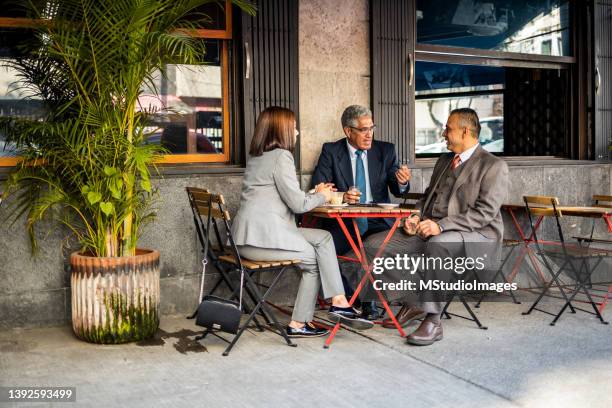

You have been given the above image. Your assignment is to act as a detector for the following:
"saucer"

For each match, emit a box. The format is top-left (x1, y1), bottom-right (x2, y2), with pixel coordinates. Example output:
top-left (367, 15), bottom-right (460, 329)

top-left (377, 203), bottom-right (399, 209)
top-left (325, 203), bottom-right (349, 208)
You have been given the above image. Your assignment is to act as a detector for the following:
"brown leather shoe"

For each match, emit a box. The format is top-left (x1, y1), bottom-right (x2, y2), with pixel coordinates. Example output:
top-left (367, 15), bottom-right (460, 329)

top-left (382, 305), bottom-right (426, 329)
top-left (406, 319), bottom-right (443, 346)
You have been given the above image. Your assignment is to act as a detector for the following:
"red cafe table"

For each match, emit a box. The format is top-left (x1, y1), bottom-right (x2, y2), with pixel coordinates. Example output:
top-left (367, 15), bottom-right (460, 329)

top-left (309, 204), bottom-right (419, 348)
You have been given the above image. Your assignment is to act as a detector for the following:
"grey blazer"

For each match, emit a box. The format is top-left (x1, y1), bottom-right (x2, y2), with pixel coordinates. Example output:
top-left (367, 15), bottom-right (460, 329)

top-left (231, 149), bottom-right (326, 252)
top-left (421, 145), bottom-right (509, 242)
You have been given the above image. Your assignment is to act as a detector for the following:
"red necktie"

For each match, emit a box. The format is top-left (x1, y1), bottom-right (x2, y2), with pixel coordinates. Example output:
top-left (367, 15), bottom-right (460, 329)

top-left (451, 154), bottom-right (461, 170)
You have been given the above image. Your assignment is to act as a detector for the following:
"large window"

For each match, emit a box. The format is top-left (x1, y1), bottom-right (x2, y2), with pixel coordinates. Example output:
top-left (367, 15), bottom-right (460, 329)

top-left (371, 0), bottom-right (581, 162)
top-left (0, 0), bottom-right (234, 167)
top-left (414, 0), bottom-right (574, 159)
top-left (140, 39), bottom-right (231, 164)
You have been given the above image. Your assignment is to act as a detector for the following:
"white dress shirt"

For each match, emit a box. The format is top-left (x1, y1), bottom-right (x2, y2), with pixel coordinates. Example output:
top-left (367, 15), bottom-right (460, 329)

top-left (455, 143), bottom-right (479, 167)
top-left (347, 141), bottom-right (373, 203)
top-left (346, 140), bottom-right (407, 203)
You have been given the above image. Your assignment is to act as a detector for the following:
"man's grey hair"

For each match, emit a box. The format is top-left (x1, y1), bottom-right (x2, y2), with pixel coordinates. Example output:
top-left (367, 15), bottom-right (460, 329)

top-left (450, 108), bottom-right (481, 137)
top-left (341, 105), bottom-right (372, 128)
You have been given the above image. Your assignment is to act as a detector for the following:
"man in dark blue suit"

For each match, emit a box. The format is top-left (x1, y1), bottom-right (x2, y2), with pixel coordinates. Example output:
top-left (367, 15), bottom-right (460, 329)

top-left (311, 105), bottom-right (411, 319)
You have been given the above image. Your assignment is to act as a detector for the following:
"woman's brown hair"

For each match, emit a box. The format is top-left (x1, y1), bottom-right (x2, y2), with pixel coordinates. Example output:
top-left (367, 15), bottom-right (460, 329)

top-left (249, 106), bottom-right (296, 156)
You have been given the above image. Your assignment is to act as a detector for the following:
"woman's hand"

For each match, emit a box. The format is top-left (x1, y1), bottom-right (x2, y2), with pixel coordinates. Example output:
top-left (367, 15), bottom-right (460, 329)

top-left (314, 182), bottom-right (335, 202)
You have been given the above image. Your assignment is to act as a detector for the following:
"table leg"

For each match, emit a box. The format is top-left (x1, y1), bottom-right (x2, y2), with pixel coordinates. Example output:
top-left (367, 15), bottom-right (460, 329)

top-left (324, 217), bottom-right (361, 349)
top-left (507, 210), bottom-right (548, 284)
top-left (604, 215), bottom-right (612, 233)
top-left (324, 215), bottom-right (407, 348)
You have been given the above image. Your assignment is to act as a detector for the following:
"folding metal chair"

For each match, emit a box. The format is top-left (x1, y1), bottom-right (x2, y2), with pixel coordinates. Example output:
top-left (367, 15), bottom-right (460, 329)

top-left (187, 187), bottom-right (267, 331)
top-left (186, 187), bottom-right (300, 355)
top-left (521, 195), bottom-right (611, 325)
top-left (573, 195), bottom-right (612, 246)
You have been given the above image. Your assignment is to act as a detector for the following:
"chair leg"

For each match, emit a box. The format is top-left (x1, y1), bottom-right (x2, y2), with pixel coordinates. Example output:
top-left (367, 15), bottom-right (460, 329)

top-left (244, 267), bottom-right (297, 346)
top-left (474, 268), bottom-right (502, 308)
top-left (500, 268), bottom-right (521, 304)
top-left (222, 267), bottom-right (296, 356)
top-left (551, 282), bottom-right (584, 326)
top-left (195, 329), bottom-right (210, 341)
top-left (459, 295), bottom-right (488, 330)
top-left (577, 258), bottom-right (608, 325)
top-left (441, 292), bottom-right (455, 319)
top-left (523, 259), bottom-right (574, 315)
top-left (583, 286), bottom-right (609, 324)
top-left (476, 246), bottom-right (521, 307)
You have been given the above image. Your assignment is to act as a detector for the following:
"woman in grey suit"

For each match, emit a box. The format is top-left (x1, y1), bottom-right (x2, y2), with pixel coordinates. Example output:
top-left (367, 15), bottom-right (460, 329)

top-left (231, 107), bottom-right (373, 337)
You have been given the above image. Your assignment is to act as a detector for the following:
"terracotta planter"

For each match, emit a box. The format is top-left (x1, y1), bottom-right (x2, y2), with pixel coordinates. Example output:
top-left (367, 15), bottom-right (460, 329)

top-left (70, 249), bottom-right (160, 344)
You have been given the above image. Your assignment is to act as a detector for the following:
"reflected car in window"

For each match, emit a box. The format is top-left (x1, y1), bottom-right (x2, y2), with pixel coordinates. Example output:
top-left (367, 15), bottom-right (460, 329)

top-left (415, 116), bottom-right (504, 155)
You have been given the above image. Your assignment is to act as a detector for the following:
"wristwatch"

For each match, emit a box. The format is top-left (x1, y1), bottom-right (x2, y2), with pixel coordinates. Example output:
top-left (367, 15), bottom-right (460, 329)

top-left (437, 222), bottom-right (444, 232)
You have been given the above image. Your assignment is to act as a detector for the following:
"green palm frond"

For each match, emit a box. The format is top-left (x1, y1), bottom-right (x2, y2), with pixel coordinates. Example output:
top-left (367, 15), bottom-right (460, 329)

top-left (2, 0), bottom-right (256, 257)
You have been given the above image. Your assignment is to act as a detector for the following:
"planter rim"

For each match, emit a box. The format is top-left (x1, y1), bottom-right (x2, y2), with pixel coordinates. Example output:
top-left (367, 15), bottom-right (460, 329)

top-left (70, 248), bottom-right (159, 264)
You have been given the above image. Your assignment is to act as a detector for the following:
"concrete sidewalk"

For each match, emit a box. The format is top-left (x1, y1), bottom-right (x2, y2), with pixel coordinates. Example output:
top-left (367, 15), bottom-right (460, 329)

top-left (1, 300), bottom-right (611, 408)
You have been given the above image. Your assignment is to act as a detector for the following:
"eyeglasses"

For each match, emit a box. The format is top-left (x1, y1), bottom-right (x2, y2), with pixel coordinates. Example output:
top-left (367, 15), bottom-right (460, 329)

top-left (349, 125), bottom-right (377, 135)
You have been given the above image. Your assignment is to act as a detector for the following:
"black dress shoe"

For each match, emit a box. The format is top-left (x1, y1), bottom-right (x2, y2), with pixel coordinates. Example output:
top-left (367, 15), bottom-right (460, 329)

top-left (286, 322), bottom-right (329, 338)
top-left (361, 301), bottom-right (381, 321)
top-left (327, 306), bottom-right (374, 330)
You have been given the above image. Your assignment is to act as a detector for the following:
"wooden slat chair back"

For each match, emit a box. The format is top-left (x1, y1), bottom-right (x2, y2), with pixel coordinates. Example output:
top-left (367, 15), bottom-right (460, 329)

top-left (523, 195), bottom-right (567, 247)
top-left (574, 195), bottom-right (612, 245)
top-left (593, 195), bottom-right (612, 208)
top-left (186, 186), bottom-right (300, 355)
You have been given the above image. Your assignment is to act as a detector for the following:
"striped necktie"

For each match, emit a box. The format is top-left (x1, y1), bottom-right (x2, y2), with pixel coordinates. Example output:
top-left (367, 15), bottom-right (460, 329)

top-left (451, 154), bottom-right (461, 170)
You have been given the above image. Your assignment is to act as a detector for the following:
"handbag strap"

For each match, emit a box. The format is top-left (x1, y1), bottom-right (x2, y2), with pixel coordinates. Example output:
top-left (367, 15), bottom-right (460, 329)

top-left (197, 194), bottom-right (244, 310)
top-left (199, 259), bottom-right (245, 310)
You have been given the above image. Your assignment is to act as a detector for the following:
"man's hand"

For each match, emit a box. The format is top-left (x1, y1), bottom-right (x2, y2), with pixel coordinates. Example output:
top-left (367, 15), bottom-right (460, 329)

top-left (344, 190), bottom-right (361, 203)
top-left (395, 165), bottom-right (411, 185)
top-left (416, 219), bottom-right (441, 239)
top-left (403, 215), bottom-right (420, 235)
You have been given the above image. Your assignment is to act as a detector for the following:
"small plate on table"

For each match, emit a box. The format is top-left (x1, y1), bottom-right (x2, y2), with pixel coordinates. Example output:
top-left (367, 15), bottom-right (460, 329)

top-left (324, 203), bottom-right (349, 208)
top-left (377, 203), bottom-right (399, 209)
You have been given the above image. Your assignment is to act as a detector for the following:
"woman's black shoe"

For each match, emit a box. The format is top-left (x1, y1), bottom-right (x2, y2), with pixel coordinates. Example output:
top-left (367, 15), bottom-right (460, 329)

top-left (286, 322), bottom-right (329, 337)
top-left (327, 306), bottom-right (374, 330)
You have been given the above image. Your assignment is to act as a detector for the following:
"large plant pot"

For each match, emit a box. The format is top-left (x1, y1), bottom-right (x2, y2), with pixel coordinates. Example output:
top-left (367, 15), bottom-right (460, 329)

top-left (70, 249), bottom-right (160, 344)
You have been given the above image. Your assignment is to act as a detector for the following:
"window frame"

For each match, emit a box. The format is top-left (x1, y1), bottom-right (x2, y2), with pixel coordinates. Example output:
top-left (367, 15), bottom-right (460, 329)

top-left (0, 0), bottom-right (234, 167)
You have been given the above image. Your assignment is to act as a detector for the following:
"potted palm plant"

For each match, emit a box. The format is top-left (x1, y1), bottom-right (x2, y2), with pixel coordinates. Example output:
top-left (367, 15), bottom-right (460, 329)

top-left (1, 0), bottom-right (254, 343)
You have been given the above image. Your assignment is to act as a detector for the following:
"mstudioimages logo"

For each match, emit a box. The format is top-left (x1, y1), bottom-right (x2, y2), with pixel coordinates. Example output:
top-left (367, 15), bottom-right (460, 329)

top-left (371, 279), bottom-right (517, 293)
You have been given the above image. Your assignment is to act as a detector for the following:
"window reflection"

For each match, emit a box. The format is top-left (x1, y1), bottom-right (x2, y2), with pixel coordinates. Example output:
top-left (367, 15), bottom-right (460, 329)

top-left (139, 40), bottom-right (224, 155)
top-left (417, 0), bottom-right (571, 56)
top-left (0, 29), bottom-right (45, 157)
top-left (415, 61), bottom-right (569, 157)
top-left (415, 62), bottom-right (505, 155)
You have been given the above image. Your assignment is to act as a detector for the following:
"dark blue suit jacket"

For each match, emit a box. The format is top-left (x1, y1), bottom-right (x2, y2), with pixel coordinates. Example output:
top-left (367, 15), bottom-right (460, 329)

top-left (311, 138), bottom-right (408, 204)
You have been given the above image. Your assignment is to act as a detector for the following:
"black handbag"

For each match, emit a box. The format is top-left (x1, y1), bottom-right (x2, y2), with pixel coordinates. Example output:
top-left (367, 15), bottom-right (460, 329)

top-left (195, 294), bottom-right (242, 334)
top-left (193, 197), bottom-right (244, 335)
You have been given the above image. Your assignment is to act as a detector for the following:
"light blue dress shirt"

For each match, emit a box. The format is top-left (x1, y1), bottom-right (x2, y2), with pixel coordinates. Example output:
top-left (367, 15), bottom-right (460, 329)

top-left (346, 140), bottom-right (407, 203)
